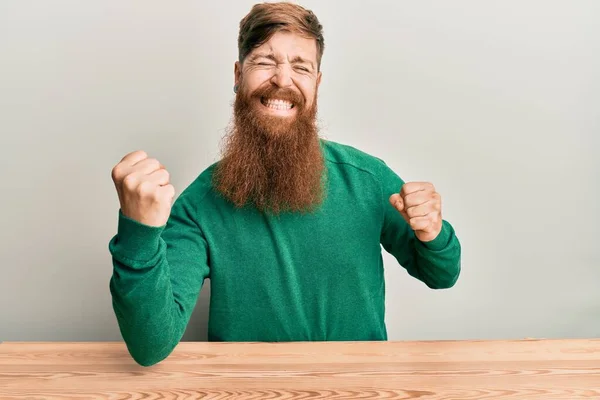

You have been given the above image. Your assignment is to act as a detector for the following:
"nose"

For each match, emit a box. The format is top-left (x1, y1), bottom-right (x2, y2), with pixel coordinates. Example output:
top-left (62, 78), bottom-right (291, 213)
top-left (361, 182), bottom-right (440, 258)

top-left (270, 64), bottom-right (293, 88)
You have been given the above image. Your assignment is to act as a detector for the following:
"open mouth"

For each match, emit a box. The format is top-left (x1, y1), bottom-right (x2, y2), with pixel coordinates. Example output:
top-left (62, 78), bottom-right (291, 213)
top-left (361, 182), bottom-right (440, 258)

top-left (260, 97), bottom-right (295, 111)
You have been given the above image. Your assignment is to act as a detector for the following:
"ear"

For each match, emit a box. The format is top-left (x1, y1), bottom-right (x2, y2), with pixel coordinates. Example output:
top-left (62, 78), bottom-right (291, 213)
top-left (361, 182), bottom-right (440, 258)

top-left (316, 71), bottom-right (322, 88)
top-left (234, 61), bottom-right (242, 87)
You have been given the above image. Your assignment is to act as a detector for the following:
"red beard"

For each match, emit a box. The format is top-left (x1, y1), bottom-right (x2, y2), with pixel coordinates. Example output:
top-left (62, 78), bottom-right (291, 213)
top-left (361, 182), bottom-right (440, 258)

top-left (213, 83), bottom-right (325, 214)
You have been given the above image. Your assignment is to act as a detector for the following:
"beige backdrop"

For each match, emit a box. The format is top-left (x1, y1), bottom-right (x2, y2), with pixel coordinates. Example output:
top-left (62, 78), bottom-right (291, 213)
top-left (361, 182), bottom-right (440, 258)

top-left (1, 0), bottom-right (598, 341)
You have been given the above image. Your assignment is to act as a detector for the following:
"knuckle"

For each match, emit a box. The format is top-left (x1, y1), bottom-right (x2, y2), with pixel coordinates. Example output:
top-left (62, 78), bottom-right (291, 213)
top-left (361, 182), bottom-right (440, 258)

top-left (122, 174), bottom-right (136, 189)
top-left (400, 184), bottom-right (409, 196)
top-left (402, 193), bottom-right (411, 205)
top-left (405, 195), bottom-right (419, 210)
top-left (137, 150), bottom-right (148, 159)
top-left (111, 165), bottom-right (122, 181)
top-left (136, 180), bottom-right (155, 196)
top-left (128, 150), bottom-right (147, 161)
top-left (410, 218), bottom-right (420, 229)
top-left (146, 158), bottom-right (160, 170)
top-left (121, 150), bottom-right (142, 161)
top-left (151, 158), bottom-right (161, 167)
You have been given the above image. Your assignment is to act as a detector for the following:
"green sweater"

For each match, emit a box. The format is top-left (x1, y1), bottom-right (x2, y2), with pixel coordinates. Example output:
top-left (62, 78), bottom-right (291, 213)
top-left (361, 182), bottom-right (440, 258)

top-left (109, 140), bottom-right (461, 366)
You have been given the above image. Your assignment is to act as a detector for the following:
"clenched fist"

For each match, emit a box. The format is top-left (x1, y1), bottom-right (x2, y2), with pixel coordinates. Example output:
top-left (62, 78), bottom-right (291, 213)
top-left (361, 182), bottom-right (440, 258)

top-left (389, 182), bottom-right (442, 243)
top-left (111, 150), bottom-right (175, 227)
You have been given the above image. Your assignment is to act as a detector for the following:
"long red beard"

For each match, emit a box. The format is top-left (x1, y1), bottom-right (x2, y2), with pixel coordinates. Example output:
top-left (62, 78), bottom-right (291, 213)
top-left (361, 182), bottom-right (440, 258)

top-left (212, 84), bottom-right (325, 214)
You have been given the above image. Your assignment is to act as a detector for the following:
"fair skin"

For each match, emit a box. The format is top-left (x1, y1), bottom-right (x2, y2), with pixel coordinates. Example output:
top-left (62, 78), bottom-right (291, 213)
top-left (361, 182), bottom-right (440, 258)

top-left (232, 30), bottom-right (443, 242)
top-left (390, 183), bottom-right (443, 243)
top-left (234, 30), bottom-right (322, 118)
top-left (109, 32), bottom-right (443, 239)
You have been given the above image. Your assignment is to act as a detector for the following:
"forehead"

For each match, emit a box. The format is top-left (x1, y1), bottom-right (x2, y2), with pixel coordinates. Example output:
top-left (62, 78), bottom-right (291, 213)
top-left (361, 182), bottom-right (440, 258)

top-left (251, 31), bottom-right (318, 61)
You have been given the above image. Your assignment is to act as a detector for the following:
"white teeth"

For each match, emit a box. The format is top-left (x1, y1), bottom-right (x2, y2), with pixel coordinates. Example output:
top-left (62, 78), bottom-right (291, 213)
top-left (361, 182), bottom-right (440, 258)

top-left (264, 98), bottom-right (293, 110)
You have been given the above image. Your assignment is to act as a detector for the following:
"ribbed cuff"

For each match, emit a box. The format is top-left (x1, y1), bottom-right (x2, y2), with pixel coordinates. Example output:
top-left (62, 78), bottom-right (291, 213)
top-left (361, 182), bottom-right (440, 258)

top-left (419, 220), bottom-right (453, 251)
top-left (111, 210), bottom-right (165, 262)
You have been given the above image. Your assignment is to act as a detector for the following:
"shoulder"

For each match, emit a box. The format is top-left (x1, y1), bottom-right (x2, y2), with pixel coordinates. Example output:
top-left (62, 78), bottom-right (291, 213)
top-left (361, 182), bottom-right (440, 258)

top-left (173, 162), bottom-right (219, 210)
top-left (322, 139), bottom-right (406, 192)
top-left (322, 139), bottom-right (392, 177)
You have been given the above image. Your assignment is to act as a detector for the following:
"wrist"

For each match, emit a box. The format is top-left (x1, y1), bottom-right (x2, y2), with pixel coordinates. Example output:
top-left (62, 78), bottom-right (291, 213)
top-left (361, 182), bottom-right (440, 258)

top-left (418, 221), bottom-right (450, 251)
top-left (110, 209), bottom-right (165, 262)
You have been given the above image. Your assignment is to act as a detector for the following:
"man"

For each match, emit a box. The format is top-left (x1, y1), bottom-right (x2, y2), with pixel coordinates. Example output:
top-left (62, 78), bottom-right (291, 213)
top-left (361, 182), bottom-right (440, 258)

top-left (109, 2), bottom-right (461, 367)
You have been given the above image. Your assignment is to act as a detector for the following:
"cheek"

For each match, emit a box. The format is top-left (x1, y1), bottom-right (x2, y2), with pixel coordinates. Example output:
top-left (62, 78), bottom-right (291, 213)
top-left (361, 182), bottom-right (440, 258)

top-left (243, 70), bottom-right (273, 91)
top-left (301, 85), bottom-right (317, 105)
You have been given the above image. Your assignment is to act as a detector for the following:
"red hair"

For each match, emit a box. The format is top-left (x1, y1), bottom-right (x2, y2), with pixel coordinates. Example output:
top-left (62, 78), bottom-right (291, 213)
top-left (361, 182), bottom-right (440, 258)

top-left (238, 2), bottom-right (325, 70)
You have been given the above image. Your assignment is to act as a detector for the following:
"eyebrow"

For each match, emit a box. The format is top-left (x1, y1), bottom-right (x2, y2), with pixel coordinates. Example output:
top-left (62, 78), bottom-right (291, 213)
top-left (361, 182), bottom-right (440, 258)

top-left (250, 53), bottom-right (278, 63)
top-left (290, 56), bottom-right (314, 70)
top-left (250, 52), bottom-right (315, 70)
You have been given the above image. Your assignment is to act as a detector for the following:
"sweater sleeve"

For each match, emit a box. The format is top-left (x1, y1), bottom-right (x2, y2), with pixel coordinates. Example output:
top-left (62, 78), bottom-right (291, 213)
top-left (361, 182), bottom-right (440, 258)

top-left (377, 161), bottom-right (461, 289)
top-left (108, 193), bottom-right (209, 366)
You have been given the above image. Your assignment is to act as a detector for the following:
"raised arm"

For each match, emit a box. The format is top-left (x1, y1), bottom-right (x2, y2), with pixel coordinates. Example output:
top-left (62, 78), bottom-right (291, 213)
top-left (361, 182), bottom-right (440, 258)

top-left (378, 162), bottom-right (461, 289)
top-left (108, 151), bottom-right (209, 366)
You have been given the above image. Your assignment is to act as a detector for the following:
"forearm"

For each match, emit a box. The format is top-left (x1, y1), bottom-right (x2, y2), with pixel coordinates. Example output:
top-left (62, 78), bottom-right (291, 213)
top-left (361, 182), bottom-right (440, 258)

top-left (411, 220), bottom-right (461, 289)
top-left (377, 161), bottom-right (462, 289)
top-left (109, 252), bottom-right (187, 367)
top-left (108, 211), bottom-right (202, 366)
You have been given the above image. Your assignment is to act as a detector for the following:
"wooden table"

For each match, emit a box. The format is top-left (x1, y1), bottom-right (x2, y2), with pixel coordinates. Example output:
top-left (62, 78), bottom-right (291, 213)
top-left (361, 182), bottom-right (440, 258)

top-left (1, 339), bottom-right (599, 399)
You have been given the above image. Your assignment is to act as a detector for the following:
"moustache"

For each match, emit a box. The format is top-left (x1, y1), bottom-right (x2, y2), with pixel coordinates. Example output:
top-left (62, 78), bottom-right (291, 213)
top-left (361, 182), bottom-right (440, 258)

top-left (249, 85), bottom-right (306, 111)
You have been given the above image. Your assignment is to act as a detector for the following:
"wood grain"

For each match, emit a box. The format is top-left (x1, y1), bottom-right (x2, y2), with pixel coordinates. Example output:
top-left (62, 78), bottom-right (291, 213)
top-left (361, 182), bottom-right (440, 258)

top-left (1, 339), bottom-right (599, 399)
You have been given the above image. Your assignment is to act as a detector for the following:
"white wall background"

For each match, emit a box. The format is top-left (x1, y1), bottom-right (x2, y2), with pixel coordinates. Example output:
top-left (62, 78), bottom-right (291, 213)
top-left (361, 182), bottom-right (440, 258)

top-left (1, 0), bottom-right (598, 342)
